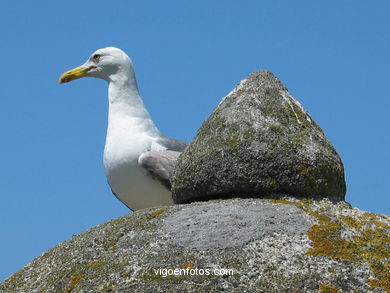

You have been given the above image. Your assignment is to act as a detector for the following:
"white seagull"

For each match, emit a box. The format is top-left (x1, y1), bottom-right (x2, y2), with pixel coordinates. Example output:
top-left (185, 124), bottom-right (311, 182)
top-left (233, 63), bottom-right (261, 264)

top-left (59, 47), bottom-right (188, 211)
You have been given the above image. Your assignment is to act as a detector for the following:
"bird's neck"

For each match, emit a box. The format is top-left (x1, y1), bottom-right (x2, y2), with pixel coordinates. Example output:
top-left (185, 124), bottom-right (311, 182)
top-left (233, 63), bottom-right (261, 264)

top-left (106, 71), bottom-right (160, 139)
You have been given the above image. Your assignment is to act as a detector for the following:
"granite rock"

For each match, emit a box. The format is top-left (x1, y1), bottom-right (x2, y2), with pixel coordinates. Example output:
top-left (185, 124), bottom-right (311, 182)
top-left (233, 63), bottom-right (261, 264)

top-left (172, 71), bottom-right (346, 203)
top-left (1, 198), bottom-right (388, 293)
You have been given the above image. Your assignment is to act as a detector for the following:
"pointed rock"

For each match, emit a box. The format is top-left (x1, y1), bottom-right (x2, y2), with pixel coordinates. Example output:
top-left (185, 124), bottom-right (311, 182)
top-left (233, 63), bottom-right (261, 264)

top-left (172, 70), bottom-right (346, 203)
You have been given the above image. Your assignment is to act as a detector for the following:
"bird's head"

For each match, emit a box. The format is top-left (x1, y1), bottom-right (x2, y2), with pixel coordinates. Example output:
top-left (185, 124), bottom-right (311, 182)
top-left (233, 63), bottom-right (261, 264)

top-left (59, 47), bottom-right (133, 83)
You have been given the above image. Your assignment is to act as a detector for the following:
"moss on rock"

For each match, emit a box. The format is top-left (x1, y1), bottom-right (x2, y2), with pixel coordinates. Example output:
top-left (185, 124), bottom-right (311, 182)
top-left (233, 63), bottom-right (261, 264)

top-left (172, 70), bottom-right (346, 204)
top-left (273, 198), bottom-right (390, 292)
top-left (1, 198), bottom-right (388, 293)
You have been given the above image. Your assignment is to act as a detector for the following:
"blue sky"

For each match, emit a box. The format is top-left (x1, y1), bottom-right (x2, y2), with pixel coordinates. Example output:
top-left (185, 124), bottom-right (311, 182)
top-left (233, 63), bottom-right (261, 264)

top-left (0, 0), bottom-right (389, 282)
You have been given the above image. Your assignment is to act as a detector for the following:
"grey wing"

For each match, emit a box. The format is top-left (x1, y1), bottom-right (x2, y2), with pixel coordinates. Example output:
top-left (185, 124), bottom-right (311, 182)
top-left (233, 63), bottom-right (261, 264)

top-left (156, 136), bottom-right (188, 152)
top-left (138, 150), bottom-right (183, 190)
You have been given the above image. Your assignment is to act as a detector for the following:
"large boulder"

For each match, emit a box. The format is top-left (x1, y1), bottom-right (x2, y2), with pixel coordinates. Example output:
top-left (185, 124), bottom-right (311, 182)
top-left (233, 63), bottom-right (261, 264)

top-left (172, 70), bottom-right (346, 203)
top-left (1, 198), bottom-right (389, 293)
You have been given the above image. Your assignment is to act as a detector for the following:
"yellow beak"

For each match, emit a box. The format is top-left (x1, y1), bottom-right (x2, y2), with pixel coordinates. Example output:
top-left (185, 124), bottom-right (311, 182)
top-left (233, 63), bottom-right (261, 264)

top-left (58, 66), bottom-right (95, 83)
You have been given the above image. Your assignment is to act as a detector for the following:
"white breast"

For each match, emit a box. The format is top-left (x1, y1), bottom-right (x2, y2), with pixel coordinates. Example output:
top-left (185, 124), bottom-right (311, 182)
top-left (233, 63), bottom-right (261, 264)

top-left (104, 156), bottom-right (173, 210)
top-left (103, 105), bottom-right (173, 210)
top-left (101, 61), bottom-right (174, 210)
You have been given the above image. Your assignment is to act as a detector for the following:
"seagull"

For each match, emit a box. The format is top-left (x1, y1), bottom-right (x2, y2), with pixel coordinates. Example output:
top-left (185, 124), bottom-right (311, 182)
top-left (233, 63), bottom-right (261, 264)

top-left (59, 47), bottom-right (188, 211)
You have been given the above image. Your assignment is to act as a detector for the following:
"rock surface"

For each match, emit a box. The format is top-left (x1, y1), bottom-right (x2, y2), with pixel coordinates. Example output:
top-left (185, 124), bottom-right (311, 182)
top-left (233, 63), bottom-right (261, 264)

top-left (172, 71), bottom-right (346, 204)
top-left (1, 198), bottom-right (389, 293)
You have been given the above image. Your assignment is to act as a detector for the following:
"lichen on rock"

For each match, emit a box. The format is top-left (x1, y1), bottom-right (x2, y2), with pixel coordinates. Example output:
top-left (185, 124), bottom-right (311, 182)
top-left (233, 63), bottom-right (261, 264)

top-left (172, 70), bottom-right (346, 204)
top-left (1, 198), bottom-right (388, 293)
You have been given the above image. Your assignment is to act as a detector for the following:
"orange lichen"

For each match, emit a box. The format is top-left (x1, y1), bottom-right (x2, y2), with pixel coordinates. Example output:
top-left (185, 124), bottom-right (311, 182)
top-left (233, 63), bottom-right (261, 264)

top-left (182, 263), bottom-right (195, 270)
top-left (328, 268), bottom-right (336, 274)
top-left (272, 199), bottom-right (390, 292)
top-left (306, 221), bottom-right (361, 263)
top-left (368, 277), bottom-right (390, 292)
top-left (341, 215), bottom-right (362, 229)
top-left (150, 209), bottom-right (166, 218)
top-left (65, 273), bottom-right (84, 293)
top-left (319, 283), bottom-right (341, 293)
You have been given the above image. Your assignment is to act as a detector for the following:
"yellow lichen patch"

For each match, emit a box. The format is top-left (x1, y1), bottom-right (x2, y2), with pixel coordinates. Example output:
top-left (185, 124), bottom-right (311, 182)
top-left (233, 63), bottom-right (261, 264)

top-left (64, 273), bottom-right (84, 293)
top-left (341, 215), bottom-right (362, 229)
top-left (368, 277), bottom-right (390, 292)
top-left (272, 199), bottom-right (390, 293)
top-left (88, 261), bottom-right (105, 269)
top-left (319, 283), bottom-right (341, 293)
top-left (182, 263), bottom-right (195, 270)
top-left (272, 199), bottom-right (299, 206)
top-left (306, 222), bottom-right (361, 263)
top-left (150, 209), bottom-right (166, 218)
top-left (328, 268), bottom-right (336, 274)
top-left (360, 212), bottom-right (380, 221)
top-left (371, 220), bottom-right (390, 229)
top-left (354, 227), bottom-right (390, 292)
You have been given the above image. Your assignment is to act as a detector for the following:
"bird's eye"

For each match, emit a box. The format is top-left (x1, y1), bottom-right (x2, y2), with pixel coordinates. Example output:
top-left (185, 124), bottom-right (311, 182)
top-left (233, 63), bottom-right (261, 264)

top-left (92, 54), bottom-right (101, 62)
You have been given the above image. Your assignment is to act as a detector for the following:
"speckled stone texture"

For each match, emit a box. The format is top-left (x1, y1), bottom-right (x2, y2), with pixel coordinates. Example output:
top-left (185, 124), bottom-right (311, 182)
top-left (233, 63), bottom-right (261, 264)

top-left (163, 201), bottom-right (311, 250)
top-left (171, 70), bottom-right (346, 204)
top-left (1, 198), bottom-right (389, 293)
